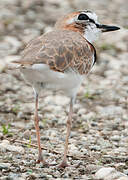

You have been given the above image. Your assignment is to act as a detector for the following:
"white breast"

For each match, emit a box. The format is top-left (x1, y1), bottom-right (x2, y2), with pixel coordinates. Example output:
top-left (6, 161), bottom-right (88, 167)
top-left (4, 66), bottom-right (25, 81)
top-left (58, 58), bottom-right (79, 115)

top-left (20, 64), bottom-right (84, 97)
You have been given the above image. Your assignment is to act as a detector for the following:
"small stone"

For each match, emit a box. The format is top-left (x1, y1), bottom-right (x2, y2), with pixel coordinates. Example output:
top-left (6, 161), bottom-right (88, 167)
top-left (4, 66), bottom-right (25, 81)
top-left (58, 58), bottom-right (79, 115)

top-left (97, 105), bottom-right (124, 117)
top-left (0, 176), bottom-right (8, 180)
top-left (81, 175), bottom-right (88, 179)
top-left (77, 108), bottom-right (87, 116)
top-left (44, 95), bottom-right (69, 106)
top-left (123, 170), bottom-right (128, 175)
top-left (85, 112), bottom-right (96, 120)
top-left (1, 140), bottom-right (10, 145)
top-left (69, 144), bottom-right (78, 155)
top-left (22, 129), bottom-right (31, 139)
top-left (86, 164), bottom-right (102, 173)
top-left (0, 132), bottom-right (3, 138)
top-left (41, 136), bottom-right (49, 141)
top-left (0, 140), bottom-right (24, 154)
top-left (111, 135), bottom-right (121, 141)
top-left (95, 167), bottom-right (128, 180)
top-left (74, 103), bottom-right (82, 112)
top-left (0, 163), bottom-right (10, 170)
top-left (0, 0), bottom-right (18, 5)
top-left (0, 61), bottom-right (6, 72)
top-left (95, 167), bottom-right (115, 179)
top-left (81, 114), bottom-right (87, 121)
top-left (7, 173), bottom-right (24, 180)
top-left (119, 177), bottom-right (128, 180)
top-left (90, 145), bottom-right (101, 151)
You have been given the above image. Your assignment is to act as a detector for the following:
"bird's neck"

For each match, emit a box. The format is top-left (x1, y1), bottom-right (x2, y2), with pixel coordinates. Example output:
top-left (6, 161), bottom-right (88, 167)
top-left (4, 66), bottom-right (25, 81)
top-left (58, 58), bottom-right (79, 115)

top-left (55, 22), bottom-right (84, 34)
top-left (83, 27), bottom-right (101, 43)
top-left (55, 21), bottom-right (101, 43)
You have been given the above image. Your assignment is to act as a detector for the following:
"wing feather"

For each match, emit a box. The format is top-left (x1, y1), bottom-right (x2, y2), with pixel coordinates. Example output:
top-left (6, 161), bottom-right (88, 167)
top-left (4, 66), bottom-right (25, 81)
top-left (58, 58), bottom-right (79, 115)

top-left (13, 30), bottom-right (95, 75)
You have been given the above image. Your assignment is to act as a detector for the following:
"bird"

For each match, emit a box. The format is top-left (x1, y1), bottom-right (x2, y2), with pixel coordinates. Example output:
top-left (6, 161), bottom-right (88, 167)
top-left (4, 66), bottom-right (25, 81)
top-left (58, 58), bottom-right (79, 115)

top-left (12, 10), bottom-right (120, 168)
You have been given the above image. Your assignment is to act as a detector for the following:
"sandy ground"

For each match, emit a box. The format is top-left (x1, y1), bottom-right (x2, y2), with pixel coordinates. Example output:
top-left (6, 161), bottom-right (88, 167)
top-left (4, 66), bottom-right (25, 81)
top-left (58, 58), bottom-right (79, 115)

top-left (0, 0), bottom-right (128, 179)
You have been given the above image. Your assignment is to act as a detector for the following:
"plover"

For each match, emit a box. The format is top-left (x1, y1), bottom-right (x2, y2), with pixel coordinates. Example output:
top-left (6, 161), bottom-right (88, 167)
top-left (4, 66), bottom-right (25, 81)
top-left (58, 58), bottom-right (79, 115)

top-left (12, 10), bottom-right (120, 168)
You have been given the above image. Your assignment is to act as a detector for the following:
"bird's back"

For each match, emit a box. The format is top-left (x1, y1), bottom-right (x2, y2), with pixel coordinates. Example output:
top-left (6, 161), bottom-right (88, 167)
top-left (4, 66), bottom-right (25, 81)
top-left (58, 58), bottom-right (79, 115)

top-left (15, 30), bottom-right (95, 75)
top-left (13, 30), bottom-right (95, 95)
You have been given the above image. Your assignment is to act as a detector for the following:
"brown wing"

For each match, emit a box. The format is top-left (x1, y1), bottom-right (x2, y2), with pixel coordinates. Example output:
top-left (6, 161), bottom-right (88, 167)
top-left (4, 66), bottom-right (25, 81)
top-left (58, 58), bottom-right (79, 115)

top-left (13, 30), bottom-right (95, 75)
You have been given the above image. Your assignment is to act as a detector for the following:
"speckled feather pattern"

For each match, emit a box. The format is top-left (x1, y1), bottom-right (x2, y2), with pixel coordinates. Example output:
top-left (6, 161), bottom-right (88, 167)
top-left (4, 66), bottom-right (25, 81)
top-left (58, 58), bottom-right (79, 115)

top-left (14, 30), bottom-right (95, 75)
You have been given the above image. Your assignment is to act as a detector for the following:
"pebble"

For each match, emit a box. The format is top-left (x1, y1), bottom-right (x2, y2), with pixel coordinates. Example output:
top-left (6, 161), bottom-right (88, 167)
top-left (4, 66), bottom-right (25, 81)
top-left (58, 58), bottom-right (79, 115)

top-left (0, 0), bottom-right (18, 5)
top-left (22, 129), bottom-right (31, 139)
top-left (4, 36), bottom-right (22, 54)
top-left (119, 177), bottom-right (128, 180)
top-left (77, 108), bottom-right (87, 116)
top-left (0, 140), bottom-right (25, 154)
top-left (43, 104), bottom-right (62, 113)
top-left (6, 173), bottom-right (25, 180)
top-left (44, 95), bottom-right (69, 106)
top-left (74, 103), bottom-right (82, 112)
top-left (86, 164), bottom-right (102, 173)
top-left (0, 163), bottom-right (10, 170)
top-left (111, 135), bottom-right (121, 141)
top-left (81, 175), bottom-right (88, 179)
top-left (0, 177), bottom-right (8, 180)
top-left (69, 144), bottom-right (78, 155)
top-left (95, 167), bottom-right (128, 180)
top-left (97, 105), bottom-right (124, 117)
top-left (123, 170), bottom-right (128, 176)
top-left (90, 145), bottom-right (101, 151)
top-left (0, 61), bottom-right (6, 72)
top-left (84, 112), bottom-right (96, 120)
top-left (81, 114), bottom-right (87, 121)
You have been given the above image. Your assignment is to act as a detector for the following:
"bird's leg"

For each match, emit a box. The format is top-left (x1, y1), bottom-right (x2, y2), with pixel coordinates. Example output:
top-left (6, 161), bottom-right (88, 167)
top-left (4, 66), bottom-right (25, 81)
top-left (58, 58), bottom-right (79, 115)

top-left (59, 98), bottom-right (74, 168)
top-left (34, 92), bottom-right (47, 165)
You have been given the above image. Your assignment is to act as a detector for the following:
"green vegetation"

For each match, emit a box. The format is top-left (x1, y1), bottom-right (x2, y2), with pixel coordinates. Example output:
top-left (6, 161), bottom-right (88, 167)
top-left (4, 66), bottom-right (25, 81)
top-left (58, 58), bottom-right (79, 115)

top-left (2, 124), bottom-right (10, 135)
top-left (100, 43), bottom-right (116, 51)
top-left (42, 118), bottom-right (47, 126)
top-left (27, 169), bottom-right (33, 174)
top-left (84, 91), bottom-right (96, 100)
top-left (27, 136), bottom-right (32, 148)
top-left (12, 105), bottom-right (20, 114)
top-left (1, 124), bottom-right (13, 137)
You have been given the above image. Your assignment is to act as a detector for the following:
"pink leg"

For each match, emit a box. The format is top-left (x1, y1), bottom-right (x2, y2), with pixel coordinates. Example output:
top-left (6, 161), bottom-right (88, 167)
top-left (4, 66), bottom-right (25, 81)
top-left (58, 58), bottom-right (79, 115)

top-left (59, 98), bottom-right (74, 168)
top-left (34, 93), bottom-right (47, 165)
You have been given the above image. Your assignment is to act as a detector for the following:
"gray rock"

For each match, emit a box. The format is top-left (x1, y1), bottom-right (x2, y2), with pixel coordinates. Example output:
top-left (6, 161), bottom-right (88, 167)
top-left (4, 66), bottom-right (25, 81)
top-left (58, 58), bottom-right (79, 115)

top-left (95, 167), bottom-right (128, 180)
top-left (123, 170), bottom-right (128, 176)
top-left (90, 145), bottom-right (101, 151)
top-left (0, 0), bottom-right (18, 5)
top-left (0, 163), bottom-right (10, 170)
top-left (118, 177), bottom-right (128, 180)
top-left (86, 164), bottom-right (102, 173)
top-left (22, 129), bottom-right (31, 139)
top-left (4, 36), bottom-right (22, 54)
top-left (7, 173), bottom-right (25, 180)
top-left (97, 105), bottom-right (124, 117)
top-left (111, 135), bottom-right (121, 141)
top-left (0, 140), bottom-right (24, 154)
top-left (77, 108), bottom-right (87, 116)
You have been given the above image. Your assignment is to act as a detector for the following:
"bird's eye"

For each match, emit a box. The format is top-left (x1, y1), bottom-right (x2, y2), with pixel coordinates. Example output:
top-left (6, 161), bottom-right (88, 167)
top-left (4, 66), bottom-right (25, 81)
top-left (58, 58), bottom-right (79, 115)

top-left (78, 14), bottom-right (89, 20)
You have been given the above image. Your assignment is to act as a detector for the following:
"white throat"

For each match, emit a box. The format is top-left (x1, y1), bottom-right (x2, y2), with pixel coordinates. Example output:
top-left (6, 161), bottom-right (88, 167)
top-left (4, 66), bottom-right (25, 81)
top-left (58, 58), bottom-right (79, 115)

top-left (84, 25), bottom-right (101, 43)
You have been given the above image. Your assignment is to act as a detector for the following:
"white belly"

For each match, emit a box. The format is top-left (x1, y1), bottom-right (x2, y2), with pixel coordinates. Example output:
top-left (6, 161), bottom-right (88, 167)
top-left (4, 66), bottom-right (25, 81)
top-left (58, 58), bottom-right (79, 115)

top-left (20, 64), bottom-right (84, 97)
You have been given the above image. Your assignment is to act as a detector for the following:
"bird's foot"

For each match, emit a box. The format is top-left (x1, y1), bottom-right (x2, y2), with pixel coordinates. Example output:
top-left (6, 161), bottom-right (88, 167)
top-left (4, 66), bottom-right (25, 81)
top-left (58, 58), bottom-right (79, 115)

top-left (37, 156), bottom-right (57, 167)
top-left (36, 154), bottom-right (49, 167)
top-left (58, 160), bottom-right (69, 168)
top-left (37, 159), bottom-right (49, 167)
top-left (58, 160), bottom-right (82, 169)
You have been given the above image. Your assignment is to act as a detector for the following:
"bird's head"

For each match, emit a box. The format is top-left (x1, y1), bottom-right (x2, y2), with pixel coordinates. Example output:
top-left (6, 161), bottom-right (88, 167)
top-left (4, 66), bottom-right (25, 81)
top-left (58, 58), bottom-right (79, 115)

top-left (55, 10), bottom-right (120, 43)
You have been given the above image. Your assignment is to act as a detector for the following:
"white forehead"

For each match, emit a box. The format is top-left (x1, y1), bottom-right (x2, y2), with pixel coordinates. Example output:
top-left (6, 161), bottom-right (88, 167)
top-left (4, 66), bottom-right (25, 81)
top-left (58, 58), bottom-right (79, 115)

top-left (81, 11), bottom-right (98, 22)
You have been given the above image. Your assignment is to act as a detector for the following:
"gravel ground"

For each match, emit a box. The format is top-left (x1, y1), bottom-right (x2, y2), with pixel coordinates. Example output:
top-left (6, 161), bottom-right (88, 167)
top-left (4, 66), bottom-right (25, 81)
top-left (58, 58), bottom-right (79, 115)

top-left (0, 0), bottom-right (128, 179)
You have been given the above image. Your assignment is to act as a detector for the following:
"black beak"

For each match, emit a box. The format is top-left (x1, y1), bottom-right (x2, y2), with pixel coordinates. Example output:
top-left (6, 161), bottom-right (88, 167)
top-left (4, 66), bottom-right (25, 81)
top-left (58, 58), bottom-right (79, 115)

top-left (96, 24), bottom-right (120, 32)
